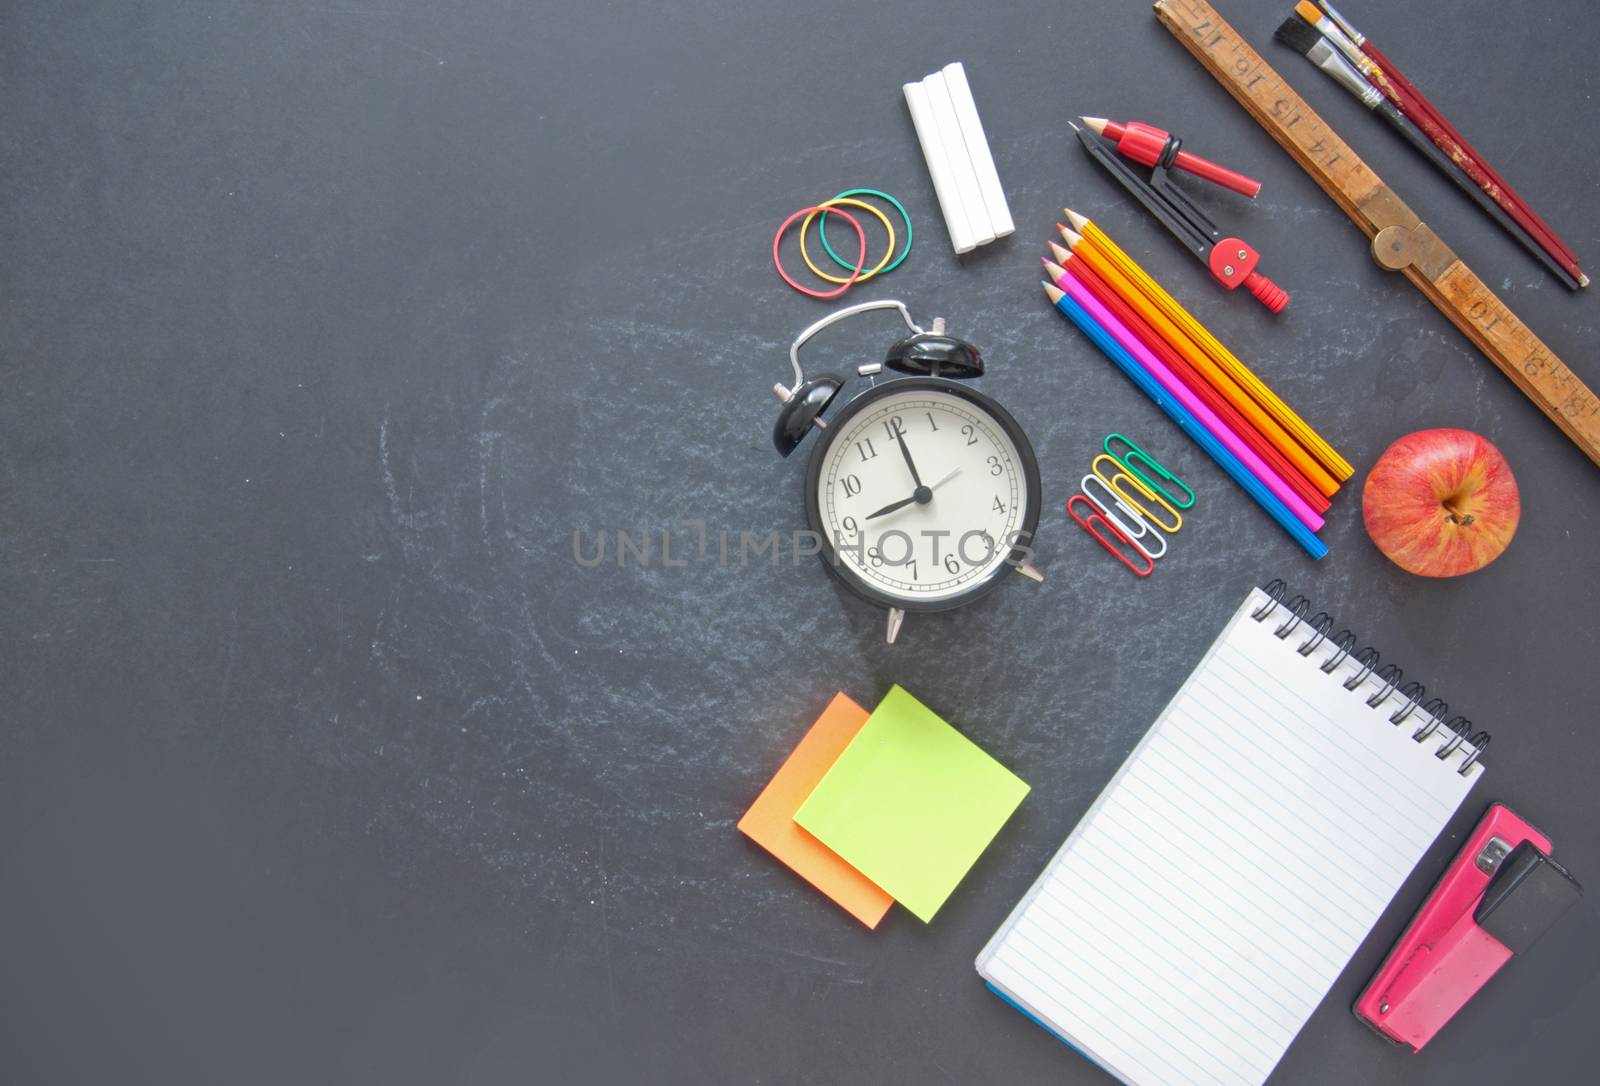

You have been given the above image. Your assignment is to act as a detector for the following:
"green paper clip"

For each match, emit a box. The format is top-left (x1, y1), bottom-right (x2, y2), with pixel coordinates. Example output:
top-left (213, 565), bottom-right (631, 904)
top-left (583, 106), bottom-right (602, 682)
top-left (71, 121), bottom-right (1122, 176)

top-left (1103, 434), bottom-right (1195, 510)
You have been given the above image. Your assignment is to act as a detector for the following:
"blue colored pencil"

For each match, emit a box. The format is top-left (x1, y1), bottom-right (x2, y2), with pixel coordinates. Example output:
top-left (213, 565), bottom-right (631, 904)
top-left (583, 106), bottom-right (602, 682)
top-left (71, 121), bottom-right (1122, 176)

top-left (1043, 281), bottom-right (1327, 560)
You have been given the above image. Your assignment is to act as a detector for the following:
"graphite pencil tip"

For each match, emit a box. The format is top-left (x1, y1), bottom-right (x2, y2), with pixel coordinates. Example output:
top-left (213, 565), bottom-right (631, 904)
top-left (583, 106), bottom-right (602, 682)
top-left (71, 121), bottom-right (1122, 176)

top-left (1042, 258), bottom-right (1067, 281)
top-left (1063, 208), bottom-right (1090, 233)
top-left (1080, 116), bottom-right (1108, 136)
top-left (1042, 281), bottom-right (1066, 304)
top-left (1048, 240), bottom-right (1071, 263)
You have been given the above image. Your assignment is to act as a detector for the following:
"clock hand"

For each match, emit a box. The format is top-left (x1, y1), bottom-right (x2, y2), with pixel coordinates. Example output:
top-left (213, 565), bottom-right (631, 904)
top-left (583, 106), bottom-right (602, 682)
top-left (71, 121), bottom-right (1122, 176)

top-left (864, 494), bottom-right (919, 520)
top-left (891, 421), bottom-right (924, 488)
top-left (863, 469), bottom-right (962, 522)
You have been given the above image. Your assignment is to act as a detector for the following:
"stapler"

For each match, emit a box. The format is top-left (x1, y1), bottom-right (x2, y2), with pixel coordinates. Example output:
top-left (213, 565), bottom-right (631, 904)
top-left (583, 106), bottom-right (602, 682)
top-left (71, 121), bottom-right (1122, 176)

top-left (1355, 802), bottom-right (1582, 1051)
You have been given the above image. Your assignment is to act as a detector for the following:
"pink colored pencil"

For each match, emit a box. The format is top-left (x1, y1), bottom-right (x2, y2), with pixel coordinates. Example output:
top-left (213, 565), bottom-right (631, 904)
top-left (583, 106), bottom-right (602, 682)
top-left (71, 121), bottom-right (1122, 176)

top-left (1052, 263), bottom-right (1324, 532)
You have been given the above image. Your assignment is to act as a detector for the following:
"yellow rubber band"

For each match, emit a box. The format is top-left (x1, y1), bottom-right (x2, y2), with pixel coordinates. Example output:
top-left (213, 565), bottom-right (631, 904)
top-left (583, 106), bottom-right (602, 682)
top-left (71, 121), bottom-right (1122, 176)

top-left (800, 198), bottom-right (894, 285)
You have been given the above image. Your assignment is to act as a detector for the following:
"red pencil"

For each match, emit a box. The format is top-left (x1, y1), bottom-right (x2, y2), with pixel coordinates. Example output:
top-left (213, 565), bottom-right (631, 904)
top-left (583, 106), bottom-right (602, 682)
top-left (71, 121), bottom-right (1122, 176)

top-left (1081, 116), bottom-right (1262, 199)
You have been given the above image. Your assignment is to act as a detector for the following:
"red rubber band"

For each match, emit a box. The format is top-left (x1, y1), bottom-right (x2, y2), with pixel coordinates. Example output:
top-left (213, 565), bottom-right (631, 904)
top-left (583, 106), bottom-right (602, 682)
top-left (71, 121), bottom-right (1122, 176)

top-left (773, 205), bottom-right (866, 299)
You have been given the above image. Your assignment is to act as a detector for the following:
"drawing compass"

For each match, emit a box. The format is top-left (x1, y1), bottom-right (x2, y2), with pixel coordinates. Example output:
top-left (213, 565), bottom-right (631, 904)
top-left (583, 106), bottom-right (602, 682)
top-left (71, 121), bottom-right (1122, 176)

top-left (1072, 121), bottom-right (1289, 312)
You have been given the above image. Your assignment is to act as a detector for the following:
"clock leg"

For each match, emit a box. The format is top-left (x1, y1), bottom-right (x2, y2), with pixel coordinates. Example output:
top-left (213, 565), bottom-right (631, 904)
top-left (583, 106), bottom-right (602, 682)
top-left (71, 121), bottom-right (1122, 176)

top-left (885, 607), bottom-right (906, 645)
top-left (1015, 562), bottom-right (1045, 583)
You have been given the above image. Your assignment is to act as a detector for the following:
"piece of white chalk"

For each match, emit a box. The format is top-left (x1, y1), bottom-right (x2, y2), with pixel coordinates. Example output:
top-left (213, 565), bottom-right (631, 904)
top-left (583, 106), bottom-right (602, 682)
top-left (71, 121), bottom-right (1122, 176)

top-left (903, 79), bottom-right (977, 254)
top-left (923, 71), bottom-right (996, 249)
top-left (941, 62), bottom-right (1013, 239)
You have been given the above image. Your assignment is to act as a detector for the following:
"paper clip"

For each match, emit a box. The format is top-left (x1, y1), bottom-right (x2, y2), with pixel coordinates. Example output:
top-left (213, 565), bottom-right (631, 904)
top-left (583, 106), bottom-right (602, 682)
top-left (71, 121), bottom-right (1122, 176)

top-left (1091, 454), bottom-right (1182, 533)
top-left (1103, 433), bottom-right (1195, 510)
top-left (1080, 475), bottom-right (1167, 560)
top-left (1067, 494), bottom-right (1153, 576)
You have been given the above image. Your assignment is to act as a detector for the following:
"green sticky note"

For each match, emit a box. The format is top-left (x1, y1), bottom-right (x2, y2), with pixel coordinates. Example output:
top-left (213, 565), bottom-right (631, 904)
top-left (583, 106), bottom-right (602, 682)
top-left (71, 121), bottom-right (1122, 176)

top-left (794, 685), bottom-right (1029, 923)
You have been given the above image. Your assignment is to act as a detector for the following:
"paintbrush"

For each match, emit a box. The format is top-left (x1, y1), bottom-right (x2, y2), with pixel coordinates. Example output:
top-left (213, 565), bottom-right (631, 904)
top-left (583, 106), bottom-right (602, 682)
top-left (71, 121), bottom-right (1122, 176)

top-left (1273, 15), bottom-right (1580, 290)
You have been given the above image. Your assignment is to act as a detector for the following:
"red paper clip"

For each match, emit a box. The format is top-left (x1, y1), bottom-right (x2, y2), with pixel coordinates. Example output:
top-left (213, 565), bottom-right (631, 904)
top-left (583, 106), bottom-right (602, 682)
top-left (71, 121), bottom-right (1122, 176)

top-left (1068, 494), bottom-right (1153, 576)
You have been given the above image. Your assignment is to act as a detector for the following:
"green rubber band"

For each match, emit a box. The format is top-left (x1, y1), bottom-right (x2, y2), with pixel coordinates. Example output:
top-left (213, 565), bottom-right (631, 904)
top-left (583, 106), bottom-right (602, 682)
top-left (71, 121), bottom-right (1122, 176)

top-left (819, 189), bottom-right (912, 274)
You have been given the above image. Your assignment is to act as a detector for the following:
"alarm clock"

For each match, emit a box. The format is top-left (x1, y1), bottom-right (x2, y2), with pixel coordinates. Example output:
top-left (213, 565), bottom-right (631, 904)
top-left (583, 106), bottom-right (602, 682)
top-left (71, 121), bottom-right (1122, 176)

top-left (771, 300), bottom-right (1042, 643)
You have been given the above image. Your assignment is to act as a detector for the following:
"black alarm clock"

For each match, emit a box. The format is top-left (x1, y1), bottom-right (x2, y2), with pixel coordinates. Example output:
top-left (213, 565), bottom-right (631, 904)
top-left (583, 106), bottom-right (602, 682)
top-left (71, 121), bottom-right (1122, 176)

top-left (770, 300), bottom-right (1042, 643)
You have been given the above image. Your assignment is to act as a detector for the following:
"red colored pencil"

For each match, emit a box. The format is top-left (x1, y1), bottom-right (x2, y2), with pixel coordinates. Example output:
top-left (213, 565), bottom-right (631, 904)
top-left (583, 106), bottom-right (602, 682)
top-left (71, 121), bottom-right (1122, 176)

top-left (1044, 245), bottom-right (1332, 515)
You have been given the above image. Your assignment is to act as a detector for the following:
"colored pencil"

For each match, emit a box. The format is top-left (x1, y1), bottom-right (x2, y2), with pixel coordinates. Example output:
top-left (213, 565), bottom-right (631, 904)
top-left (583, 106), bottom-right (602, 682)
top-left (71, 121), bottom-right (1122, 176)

top-left (1047, 242), bottom-right (1332, 515)
top-left (1046, 259), bottom-right (1325, 533)
top-left (1064, 208), bottom-right (1353, 481)
top-left (1054, 229), bottom-right (1340, 501)
top-left (1043, 279), bottom-right (1327, 559)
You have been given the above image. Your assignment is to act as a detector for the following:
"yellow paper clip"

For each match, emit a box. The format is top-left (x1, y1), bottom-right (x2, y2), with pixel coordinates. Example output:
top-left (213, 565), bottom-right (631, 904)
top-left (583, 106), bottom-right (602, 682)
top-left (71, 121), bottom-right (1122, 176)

top-left (1091, 454), bottom-right (1182, 533)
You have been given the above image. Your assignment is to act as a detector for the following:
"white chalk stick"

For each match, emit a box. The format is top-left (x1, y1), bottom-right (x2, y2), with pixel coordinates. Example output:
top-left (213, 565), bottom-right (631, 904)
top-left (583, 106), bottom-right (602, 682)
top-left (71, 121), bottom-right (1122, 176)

top-left (922, 71), bottom-right (996, 249)
top-left (942, 62), bottom-right (1013, 238)
top-left (903, 79), bottom-right (977, 254)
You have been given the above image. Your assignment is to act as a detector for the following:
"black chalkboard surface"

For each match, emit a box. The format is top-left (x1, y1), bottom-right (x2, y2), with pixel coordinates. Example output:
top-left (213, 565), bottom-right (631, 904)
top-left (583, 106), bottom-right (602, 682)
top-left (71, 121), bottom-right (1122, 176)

top-left (4, 1), bottom-right (1596, 1083)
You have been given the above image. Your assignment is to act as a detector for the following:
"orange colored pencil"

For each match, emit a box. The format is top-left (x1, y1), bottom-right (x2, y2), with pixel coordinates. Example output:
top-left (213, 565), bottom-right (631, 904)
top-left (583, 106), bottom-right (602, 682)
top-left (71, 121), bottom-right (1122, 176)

top-left (1059, 225), bottom-right (1340, 499)
top-left (1047, 244), bottom-right (1331, 515)
top-left (1066, 208), bottom-right (1353, 482)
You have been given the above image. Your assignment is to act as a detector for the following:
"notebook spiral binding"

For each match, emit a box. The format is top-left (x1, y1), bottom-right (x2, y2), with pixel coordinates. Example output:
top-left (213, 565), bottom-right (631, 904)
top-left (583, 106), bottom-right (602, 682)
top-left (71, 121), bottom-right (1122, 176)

top-left (1251, 580), bottom-right (1489, 775)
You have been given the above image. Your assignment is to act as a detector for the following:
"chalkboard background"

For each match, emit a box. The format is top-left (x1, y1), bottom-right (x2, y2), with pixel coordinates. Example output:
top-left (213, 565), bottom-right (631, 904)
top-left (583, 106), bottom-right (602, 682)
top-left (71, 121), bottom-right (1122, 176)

top-left (4, 1), bottom-right (1597, 1083)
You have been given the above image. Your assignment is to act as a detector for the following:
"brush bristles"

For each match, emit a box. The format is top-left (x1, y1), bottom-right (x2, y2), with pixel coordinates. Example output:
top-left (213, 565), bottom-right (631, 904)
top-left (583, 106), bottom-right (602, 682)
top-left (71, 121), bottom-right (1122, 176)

top-left (1293, 0), bottom-right (1324, 25)
top-left (1273, 14), bottom-right (1322, 55)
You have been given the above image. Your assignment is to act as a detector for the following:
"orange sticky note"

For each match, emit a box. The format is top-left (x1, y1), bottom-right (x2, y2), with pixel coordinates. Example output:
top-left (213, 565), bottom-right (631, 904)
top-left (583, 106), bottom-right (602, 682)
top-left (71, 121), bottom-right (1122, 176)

top-left (738, 693), bottom-right (894, 928)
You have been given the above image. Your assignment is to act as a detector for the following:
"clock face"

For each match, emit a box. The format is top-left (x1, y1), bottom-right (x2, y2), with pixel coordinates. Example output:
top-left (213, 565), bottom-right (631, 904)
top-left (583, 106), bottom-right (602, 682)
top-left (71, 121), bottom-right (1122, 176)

top-left (805, 379), bottom-right (1040, 610)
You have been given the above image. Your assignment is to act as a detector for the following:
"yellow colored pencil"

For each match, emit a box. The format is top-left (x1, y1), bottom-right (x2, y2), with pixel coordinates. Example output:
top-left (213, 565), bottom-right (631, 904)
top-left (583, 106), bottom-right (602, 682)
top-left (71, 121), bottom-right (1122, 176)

top-left (1058, 229), bottom-right (1340, 499)
top-left (1065, 209), bottom-right (1353, 481)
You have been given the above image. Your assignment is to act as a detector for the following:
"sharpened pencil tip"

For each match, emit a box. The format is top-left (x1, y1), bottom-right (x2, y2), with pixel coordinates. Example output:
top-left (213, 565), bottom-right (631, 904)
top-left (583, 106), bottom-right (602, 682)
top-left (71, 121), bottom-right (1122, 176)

top-left (1043, 259), bottom-right (1066, 281)
top-left (1081, 116), bottom-right (1108, 136)
top-left (1581, 274), bottom-right (1591, 288)
top-left (1048, 240), bottom-right (1071, 262)
top-left (1042, 281), bottom-right (1065, 303)
top-left (1064, 209), bottom-right (1089, 233)
top-left (1058, 224), bottom-right (1084, 248)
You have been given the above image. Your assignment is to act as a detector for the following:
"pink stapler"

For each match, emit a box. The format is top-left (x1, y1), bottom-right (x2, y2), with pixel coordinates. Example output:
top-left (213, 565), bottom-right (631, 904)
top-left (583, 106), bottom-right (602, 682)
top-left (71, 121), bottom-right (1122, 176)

top-left (1355, 803), bottom-right (1582, 1051)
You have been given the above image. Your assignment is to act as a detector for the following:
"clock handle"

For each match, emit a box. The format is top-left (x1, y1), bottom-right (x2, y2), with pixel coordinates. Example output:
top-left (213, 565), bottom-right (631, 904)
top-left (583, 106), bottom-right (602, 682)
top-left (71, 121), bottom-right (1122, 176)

top-left (786, 299), bottom-right (921, 390)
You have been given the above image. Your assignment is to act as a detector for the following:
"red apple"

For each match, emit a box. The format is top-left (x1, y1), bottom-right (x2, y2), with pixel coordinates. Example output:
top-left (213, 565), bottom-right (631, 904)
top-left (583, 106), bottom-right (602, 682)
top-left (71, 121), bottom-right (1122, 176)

top-left (1362, 429), bottom-right (1520, 577)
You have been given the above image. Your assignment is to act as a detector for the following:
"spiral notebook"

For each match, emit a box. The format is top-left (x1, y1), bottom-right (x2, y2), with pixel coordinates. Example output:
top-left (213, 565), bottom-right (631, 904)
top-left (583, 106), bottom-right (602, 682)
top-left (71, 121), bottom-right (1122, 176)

top-left (977, 583), bottom-right (1486, 1086)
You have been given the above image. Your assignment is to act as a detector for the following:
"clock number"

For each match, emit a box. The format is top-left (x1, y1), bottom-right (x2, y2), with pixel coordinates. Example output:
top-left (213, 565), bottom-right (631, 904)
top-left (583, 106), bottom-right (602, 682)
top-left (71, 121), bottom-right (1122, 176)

top-left (841, 515), bottom-right (858, 535)
top-left (855, 438), bottom-right (878, 462)
top-left (866, 546), bottom-right (884, 566)
top-left (960, 424), bottom-right (979, 446)
top-left (924, 412), bottom-right (939, 432)
top-left (987, 455), bottom-right (1004, 476)
top-left (907, 559), bottom-right (919, 581)
top-left (992, 496), bottom-right (1007, 514)
top-left (882, 416), bottom-right (904, 442)
top-left (842, 474), bottom-right (862, 497)
top-left (944, 555), bottom-right (960, 575)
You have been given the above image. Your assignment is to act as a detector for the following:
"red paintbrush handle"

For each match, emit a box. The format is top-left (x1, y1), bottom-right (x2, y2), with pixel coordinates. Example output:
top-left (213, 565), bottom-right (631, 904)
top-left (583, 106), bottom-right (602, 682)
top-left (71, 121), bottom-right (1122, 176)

top-left (1362, 41), bottom-right (1578, 268)
top-left (1366, 66), bottom-right (1582, 280)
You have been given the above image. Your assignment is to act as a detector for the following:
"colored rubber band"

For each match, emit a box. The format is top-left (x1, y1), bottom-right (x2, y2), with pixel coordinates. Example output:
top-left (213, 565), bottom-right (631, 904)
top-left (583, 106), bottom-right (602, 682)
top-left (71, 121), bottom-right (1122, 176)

top-left (818, 189), bottom-right (913, 275)
top-left (800, 198), bottom-right (895, 285)
top-left (773, 205), bottom-right (866, 299)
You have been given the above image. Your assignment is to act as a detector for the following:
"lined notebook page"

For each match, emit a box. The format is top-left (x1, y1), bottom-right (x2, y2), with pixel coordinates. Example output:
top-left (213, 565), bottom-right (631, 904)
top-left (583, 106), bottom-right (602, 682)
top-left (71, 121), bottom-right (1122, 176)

top-left (978, 587), bottom-right (1482, 1086)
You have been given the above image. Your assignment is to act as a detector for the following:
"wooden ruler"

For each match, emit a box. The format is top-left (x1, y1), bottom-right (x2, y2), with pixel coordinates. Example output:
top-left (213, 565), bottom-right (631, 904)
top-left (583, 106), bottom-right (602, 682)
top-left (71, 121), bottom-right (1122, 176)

top-left (1154, 0), bottom-right (1600, 469)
